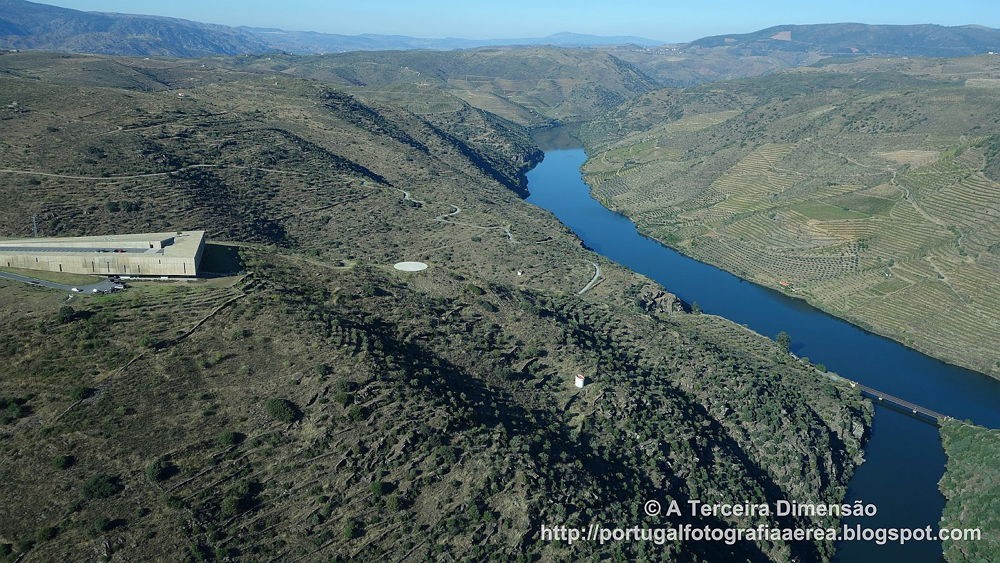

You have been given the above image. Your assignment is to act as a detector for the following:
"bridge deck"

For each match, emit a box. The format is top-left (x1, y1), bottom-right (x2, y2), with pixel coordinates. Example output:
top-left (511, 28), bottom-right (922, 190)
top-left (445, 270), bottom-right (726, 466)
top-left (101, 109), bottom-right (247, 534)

top-left (851, 383), bottom-right (948, 421)
top-left (825, 373), bottom-right (949, 423)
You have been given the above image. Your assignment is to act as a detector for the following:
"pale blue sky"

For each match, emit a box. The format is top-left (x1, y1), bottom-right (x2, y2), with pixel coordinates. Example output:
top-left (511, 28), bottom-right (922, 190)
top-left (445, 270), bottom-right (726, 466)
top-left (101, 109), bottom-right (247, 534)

top-left (41, 1), bottom-right (1000, 42)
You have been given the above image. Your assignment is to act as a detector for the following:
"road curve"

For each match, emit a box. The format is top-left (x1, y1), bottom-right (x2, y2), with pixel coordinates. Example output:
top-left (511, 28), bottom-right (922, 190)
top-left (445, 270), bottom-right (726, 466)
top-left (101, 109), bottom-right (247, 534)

top-left (577, 261), bottom-right (602, 295)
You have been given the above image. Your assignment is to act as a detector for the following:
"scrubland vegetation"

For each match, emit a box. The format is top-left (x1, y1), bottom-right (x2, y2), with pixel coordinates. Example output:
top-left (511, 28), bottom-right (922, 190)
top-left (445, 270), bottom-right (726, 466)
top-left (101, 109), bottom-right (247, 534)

top-left (0, 51), bottom-right (873, 561)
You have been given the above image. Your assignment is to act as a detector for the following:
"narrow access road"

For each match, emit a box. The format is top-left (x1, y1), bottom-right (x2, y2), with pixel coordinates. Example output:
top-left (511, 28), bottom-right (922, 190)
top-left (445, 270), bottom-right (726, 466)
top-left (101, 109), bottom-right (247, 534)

top-left (0, 271), bottom-right (115, 293)
top-left (577, 261), bottom-right (602, 295)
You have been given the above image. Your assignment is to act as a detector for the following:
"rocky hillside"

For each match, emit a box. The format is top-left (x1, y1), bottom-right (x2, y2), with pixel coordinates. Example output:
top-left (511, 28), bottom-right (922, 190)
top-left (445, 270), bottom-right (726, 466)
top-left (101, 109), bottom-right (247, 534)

top-left (0, 52), bottom-right (871, 561)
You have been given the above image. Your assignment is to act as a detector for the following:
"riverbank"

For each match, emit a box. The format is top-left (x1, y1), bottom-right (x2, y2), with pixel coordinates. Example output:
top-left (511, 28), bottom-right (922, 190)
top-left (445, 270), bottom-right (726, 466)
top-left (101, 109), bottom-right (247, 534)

top-left (524, 145), bottom-right (1000, 561)
top-left (573, 66), bottom-right (1000, 380)
top-left (585, 172), bottom-right (999, 381)
top-left (938, 420), bottom-right (1000, 561)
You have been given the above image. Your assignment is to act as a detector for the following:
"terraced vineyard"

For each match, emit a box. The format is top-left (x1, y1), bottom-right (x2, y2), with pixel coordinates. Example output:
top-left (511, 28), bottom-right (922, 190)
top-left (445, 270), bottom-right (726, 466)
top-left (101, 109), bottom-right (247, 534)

top-left (582, 56), bottom-right (1000, 377)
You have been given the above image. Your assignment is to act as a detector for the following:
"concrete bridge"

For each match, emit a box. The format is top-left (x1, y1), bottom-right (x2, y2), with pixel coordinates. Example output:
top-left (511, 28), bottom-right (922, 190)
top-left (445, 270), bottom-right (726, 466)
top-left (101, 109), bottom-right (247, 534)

top-left (826, 373), bottom-right (950, 424)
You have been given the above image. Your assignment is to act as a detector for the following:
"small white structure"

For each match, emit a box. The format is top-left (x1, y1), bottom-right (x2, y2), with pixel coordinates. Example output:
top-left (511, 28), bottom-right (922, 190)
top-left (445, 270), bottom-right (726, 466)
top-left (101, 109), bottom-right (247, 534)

top-left (574, 373), bottom-right (586, 388)
top-left (393, 261), bottom-right (428, 272)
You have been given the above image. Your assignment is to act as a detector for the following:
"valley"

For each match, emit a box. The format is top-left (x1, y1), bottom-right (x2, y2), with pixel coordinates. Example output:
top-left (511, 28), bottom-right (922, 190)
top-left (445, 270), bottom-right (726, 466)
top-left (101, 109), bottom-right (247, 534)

top-left (0, 51), bottom-right (872, 561)
top-left (0, 4), bottom-right (998, 561)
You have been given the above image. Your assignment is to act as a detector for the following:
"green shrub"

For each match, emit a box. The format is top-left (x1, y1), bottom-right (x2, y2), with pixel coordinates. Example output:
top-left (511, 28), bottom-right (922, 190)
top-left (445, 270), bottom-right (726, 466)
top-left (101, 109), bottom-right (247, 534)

top-left (52, 455), bottom-right (75, 470)
top-left (81, 474), bottom-right (123, 500)
top-left (0, 398), bottom-right (27, 424)
top-left (146, 459), bottom-right (177, 482)
top-left (265, 398), bottom-right (301, 423)
top-left (220, 496), bottom-right (240, 518)
top-left (13, 538), bottom-right (33, 554)
top-left (775, 331), bottom-right (791, 352)
top-left (342, 519), bottom-right (361, 540)
top-left (218, 430), bottom-right (246, 446)
top-left (89, 517), bottom-right (112, 537)
top-left (56, 306), bottom-right (76, 324)
top-left (34, 526), bottom-right (58, 543)
top-left (69, 386), bottom-right (93, 401)
top-left (187, 542), bottom-right (211, 561)
top-left (120, 201), bottom-right (141, 213)
top-left (221, 480), bottom-right (259, 517)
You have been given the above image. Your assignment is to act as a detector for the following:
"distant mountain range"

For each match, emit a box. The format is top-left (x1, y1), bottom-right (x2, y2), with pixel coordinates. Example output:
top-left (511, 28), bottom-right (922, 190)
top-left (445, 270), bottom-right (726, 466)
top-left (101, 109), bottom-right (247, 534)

top-left (1, 0), bottom-right (999, 58)
top-left (246, 29), bottom-right (664, 53)
top-left (0, 0), bottom-right (270, 57)
top-left (0, 0), bottom-right (662, 56)
top-left (690, 23), bottom-right (1000, 57)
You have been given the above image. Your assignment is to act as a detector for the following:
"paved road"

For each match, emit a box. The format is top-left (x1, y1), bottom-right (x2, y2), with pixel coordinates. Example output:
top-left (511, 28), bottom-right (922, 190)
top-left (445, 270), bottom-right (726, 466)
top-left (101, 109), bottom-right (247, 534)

top-left (0, 271), bottom-right (116, 293)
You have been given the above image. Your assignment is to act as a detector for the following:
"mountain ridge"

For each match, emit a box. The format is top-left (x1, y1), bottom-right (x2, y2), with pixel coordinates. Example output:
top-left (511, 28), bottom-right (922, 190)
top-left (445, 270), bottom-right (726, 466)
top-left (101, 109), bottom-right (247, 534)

top-left (4, 1), bottom-right (1000, 58)
top-left (245, 28), bottom-right (665, 53)
top-left (689, 22), bottom-right (1000, 57)
top-left (0, 0), bottom-right (662, 56)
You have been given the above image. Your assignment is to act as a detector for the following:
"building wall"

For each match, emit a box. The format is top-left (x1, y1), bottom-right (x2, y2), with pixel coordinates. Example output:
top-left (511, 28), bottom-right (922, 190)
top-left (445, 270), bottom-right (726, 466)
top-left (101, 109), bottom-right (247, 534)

top-left (0, 231), bottom-right (204, 277)
top-left (0, 252), bottom-right (198, 277)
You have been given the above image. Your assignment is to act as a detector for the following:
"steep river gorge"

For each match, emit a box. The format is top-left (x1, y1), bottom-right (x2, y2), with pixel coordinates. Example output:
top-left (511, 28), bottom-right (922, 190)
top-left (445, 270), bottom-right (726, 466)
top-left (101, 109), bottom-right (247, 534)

top-left (524, 145), bottom-right (1000, 562)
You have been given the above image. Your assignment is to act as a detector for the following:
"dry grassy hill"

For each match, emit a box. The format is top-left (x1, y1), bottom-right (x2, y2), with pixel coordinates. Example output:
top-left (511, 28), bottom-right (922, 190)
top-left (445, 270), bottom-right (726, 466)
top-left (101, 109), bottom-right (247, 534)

top-left (0, 52), bottom-right (872, 561)
top-left (228, 47), bottom-right (659, 128)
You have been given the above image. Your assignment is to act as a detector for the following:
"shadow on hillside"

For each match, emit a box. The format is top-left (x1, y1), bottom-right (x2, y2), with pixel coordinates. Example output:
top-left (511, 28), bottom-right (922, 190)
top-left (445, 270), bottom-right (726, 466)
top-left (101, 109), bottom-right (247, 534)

top-left (199, 243), bottom-right (244, 276)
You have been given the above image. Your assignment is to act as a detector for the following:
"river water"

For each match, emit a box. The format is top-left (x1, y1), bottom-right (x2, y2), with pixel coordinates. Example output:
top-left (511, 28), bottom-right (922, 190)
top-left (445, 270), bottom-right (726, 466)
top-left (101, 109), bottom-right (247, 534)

top-left (524, 146), bottom-right (1000, 562)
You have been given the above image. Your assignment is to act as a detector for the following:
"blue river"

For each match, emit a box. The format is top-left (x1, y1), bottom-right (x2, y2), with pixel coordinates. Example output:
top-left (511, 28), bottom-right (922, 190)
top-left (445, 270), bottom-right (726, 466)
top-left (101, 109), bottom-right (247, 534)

top-left (524, 147), bottom-right (1000, 562)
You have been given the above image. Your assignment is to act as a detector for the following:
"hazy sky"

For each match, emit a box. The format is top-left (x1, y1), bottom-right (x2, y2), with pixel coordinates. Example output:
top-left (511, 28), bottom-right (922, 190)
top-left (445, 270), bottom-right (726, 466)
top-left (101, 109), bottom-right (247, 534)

top-left (40, 1), bottom-right (1000, 42)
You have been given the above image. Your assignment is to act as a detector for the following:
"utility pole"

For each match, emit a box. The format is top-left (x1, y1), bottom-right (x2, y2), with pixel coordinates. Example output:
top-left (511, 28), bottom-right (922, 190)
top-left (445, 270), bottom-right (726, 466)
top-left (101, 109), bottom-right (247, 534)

top-left (32, 215), bottom-right (38, 238)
